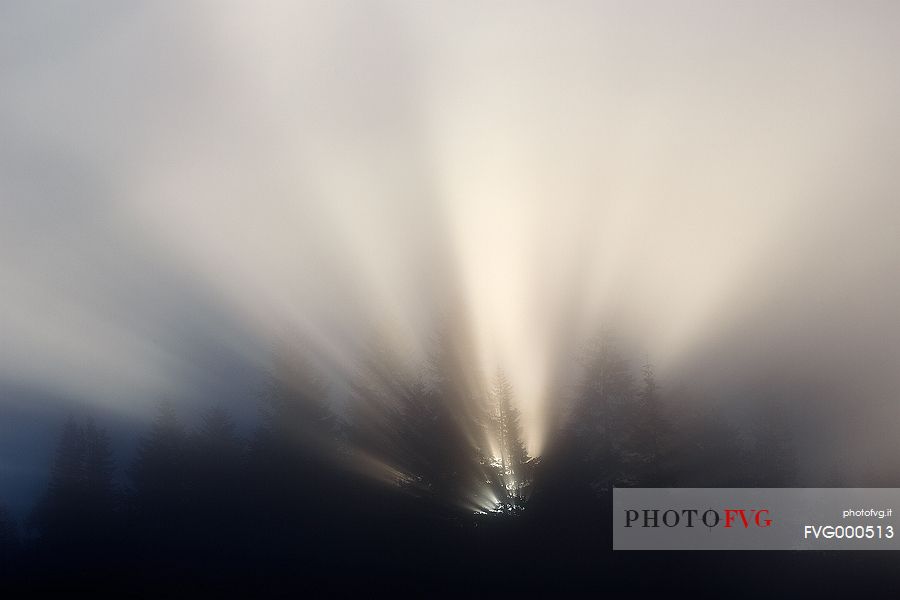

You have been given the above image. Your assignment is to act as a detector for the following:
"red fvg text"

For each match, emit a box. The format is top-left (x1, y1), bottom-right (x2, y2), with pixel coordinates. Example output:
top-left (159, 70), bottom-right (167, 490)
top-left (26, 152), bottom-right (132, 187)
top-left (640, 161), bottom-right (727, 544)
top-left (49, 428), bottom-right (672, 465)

top-left (624, 508), bottom-right (772, 528)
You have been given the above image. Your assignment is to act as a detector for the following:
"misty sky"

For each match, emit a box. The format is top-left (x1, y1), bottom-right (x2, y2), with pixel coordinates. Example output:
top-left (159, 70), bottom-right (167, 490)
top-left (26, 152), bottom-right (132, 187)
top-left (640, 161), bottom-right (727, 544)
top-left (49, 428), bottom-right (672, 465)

top-left (2, 1), bottom-right (900, 512)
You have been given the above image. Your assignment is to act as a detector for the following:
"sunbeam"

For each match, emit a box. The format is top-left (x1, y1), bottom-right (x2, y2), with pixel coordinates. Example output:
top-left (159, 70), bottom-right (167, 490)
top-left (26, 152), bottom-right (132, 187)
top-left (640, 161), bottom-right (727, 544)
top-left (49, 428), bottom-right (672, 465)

top-left (3, 0), bottom-right (900, 528)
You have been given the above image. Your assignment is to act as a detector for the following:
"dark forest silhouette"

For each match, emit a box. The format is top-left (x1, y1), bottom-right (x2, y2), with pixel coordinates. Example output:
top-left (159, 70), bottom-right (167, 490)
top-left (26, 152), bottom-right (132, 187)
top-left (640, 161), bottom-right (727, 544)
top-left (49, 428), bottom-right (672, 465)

top-left (2, 331), bottom-right (897, 597)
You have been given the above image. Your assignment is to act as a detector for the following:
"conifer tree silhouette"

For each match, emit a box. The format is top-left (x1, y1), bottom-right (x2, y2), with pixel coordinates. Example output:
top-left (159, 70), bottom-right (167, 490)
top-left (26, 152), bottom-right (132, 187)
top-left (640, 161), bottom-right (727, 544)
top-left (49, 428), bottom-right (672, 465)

top-left (487, 370), bottom-right (530, 511)
top-left (30, 416), bottom-right (117, 565)
top-left (130, 402), bottom-right (189, 558)
top-left (628, 361), bottom-right (669, 485)
top-left (572, 332), bottom-right (635, 490)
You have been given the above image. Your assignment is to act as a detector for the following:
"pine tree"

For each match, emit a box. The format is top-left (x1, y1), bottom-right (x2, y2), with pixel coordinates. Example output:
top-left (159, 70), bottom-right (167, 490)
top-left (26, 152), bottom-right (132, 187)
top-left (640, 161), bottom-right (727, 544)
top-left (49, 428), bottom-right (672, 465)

top-left (30, 417), bottom-right (86, 542)
top-left (30, 416), bottom-right (118, 560)
top-left (83, 418), bottom-right (115, 501)
top-left (488, 371), bottom-right (530, 511)
top-left (130, 401), bottom-right (189, 553)
top-left (81, 418), bottom-right (118, 551)
top-left (49, 417), bottom-right (86, 497)
top-left (749, 398), bottom-right (796, 486)
top-left (668, 401), bottom-right (747, 487)
top-left (571, 331), bottom-right (635, 490)
top-left (189, 405), bottom-right (247, 558)
top-left (248, 349), bottom-right (350, 558)
top-left (386, 319), bottom-right (488, 510)
top-left (132, 402), bottom-right (187, 496)
top-left (629, 362), bottom-right (668, 485)
top-left (396, 382), bottom-right (474, 506)
top-left (259, 349), bottom-right (338, 453)
top-left (346, 332), bottom-right (424, 483)
top-left (192, 405), bottom-right (245, 499)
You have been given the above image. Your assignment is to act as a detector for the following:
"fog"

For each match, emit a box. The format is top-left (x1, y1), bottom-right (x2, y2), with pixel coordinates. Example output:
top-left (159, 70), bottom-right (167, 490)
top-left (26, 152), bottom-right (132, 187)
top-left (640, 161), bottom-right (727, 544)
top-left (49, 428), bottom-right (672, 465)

top-left (2, 1), bottom-right (900, 507)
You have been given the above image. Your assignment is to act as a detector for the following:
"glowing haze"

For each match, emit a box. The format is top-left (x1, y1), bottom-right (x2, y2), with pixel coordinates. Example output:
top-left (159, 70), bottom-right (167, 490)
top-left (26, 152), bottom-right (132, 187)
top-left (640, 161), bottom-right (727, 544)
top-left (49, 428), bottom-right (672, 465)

top-left (2, 1), bottom-right (900, 475)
